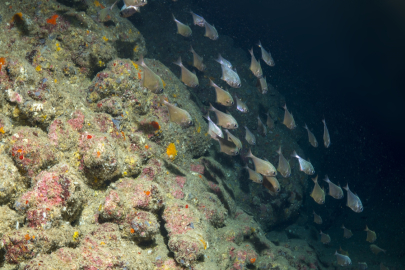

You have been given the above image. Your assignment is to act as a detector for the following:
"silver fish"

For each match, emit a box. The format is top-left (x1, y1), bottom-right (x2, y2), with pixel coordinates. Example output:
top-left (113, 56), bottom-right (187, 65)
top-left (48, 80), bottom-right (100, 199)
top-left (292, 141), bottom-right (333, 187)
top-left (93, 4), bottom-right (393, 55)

top-left (209, 103), bottom-right (238, 129)
top-left (324, 175), bottom-right (343, 199)
top-left (190, 46), bottom-right (206, 72)
top-left (244, 166), bottom-right (263, 184)
top-left (215, 54), bottom-right (233, 69)
top-left (282, 104), bottom-right (296, 129)
top-left (204, 114), bottom-right (223, 139)
top-left (276, 146), bottom-right (291, 178)
top-left (341, 225), bottom-right (353, 239)
top-left (244, 126), bottom-right (256, 145)
top-left (204, 20), bottom-right (218, 40)
top-left (263, 175), bottom-right (280, 193)
top-left (234, 94), bottom-right (248, 113)
top-left (224, 129), bottom-right (242, 150)
top-left (173, 57), bottom-right (199, 87)
top-left (291, 151), bottom-right (315, 175)
top-left (217, 63), bottom-right (241, 88)
top-left (246, 149), bottom-right (277, 176)
top-left (172, 14), bottom-right (192, 37)
top-left (257, 41), bottom-right (275, 66)
top-left (343, 184), bottom-right (363, 213)
top-left (258, 76), bottom-right (268, 94)
top-left (322, 119), bottom-right (330, 148)
top-left (190, 10), bottom-right (205, 27)
top-left (162, 99), bottom-right (193, 127)
top-left (313, 211), bottom-right (322, 224)
top-left (136, 55), bottom-right (164, 94)
top-left (304, 124), bottom-right (318, 147)
top-left (248, 48), bottom-right (263, 78)
top-left (320, 231), bottom-right (331, 244)
top-left (266, 112), bottom-right (274, 129)
top-left (310, 175), bottom-right (325, 204)
top-left (214, 135), bottom-right (239, 156)
top-left (210, 79), bottom-right (233, 106)
top-left (334, 251), bottom-right (351, 266)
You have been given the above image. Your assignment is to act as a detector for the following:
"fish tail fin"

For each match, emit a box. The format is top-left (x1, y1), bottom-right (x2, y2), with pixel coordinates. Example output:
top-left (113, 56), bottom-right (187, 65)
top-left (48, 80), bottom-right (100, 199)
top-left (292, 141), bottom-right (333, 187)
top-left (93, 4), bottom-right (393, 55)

top-left (257, 40), bottom-right (262, 47)
top-left (248, 48), bottom-right (254, 56)
top-left (304, 123), bottom-right (308, 130)
top-left (190, 45), bottom-right (195, 53)
top-left (341, 224), bottom-right (345, 229)
top-left (203, 113), bottom-right (210, 122)
top-left (159, 96), bottom-right (168, 105)
top-left (323, 175), bottom-right (330, 183)
top-left (364, 225), bottom-right (369, 231)
top-left (322, 118), bottom-right (326, 124)
top-left (172, 13), bottom-right (177, 22)
top-left (334, 250), bottom-right (338, 255)
top-left (291, 150), bottom-right (298, 158)
top-left (282, 104), bottom-right (287, 110)
top-left (343, 184), bottom-right (349, 191)
top-left (245, 148), bottom-right (253, 158)
top-left (215, 54), bottom-right (223, 63)
top-left (137, 55), bottom-right (145, 66)
top-left (311, 175), bottom-right (318, 183)
top-left (208, 103), bottom-right (215, 112)
top-left (276, 146), bottom-right (281, 155)
top-left (173, 57), bottom-right (182, 67)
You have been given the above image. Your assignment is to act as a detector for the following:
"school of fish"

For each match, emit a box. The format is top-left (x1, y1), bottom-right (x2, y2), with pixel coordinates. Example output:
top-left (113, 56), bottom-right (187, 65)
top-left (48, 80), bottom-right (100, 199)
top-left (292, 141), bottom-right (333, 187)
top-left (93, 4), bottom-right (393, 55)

top-left (105, 2), bottom-right (385, 268)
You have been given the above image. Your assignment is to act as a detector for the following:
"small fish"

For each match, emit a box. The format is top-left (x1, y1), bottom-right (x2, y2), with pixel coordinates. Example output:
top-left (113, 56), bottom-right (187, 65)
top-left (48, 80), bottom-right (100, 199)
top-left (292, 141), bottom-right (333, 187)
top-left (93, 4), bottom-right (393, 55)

top-left (322, 118), bottom-right (331, 148)
top-left (258, 76), bottom-right (268, 94)
top-left (244, 166), bottom-right (263, 184)
top-left (341, 225), bottom-right (353, 238)
top-left (248, 48), bottom-right (262, 78)
top-left (216, 54), bottom-right (232, 69)
top-left (266, 112), bottom-right (274, 129)
top-left (276, 146), bottom-right (291, 178)
top-left (224, 129), bottom-right (242, 150)
top-left (291, 151), bottom-right (315, 175)
top-left (210, 79), bottom-right (233, 106)
top-left (334, 251), bottom-right (351, 266)
top-left (172, 14), bottom-right (192, 37)
top-left (313, 211), bottom-right (322, 224)
top-left (303, 124), bottom-right (318, 147)
top-left (204, 114), bottom-right (223, 139)
top-left (282, 104), bottom-right (296, 129)
top-left (257, 41), bottom-right (275, 66)
top-left (245, 149), bottom-right (277, 176)
top-left (173, 57), bottom-right (199, 87)
top-left (244, 126), bottom-right (256, 145)
top-left (310, 175), bottom-right (325, 204)
top-left (257, 115), bottom-right (267, 137)
top-left (263, 175), bottom-right (280, 193)
top-left (190, 10), bottom-right (205, 27)
top-left (204, 20), bottom-right (218, 40)
top-left (343, 184), bottom-right (363, 213)
top-left (234, 94), bottom-right (248, 113)
top-left (120, 0), bottom-right (148, 18)
top-left (190, 46), bottom-right (206, 72)
top-left (380, 263), bottom-right (389, 270)
top-left (320, 231), bottom-right (331, 244)
top-left (358, 262), bottom-right (368, 270)
top-left (136, 55), bottom-right (164, 94)
top-left (214, 135), bottom-right (239, 156)
top-left (217, 62), bottom-right (241, 88)
top-left (209, 103), bottom-right (238, 129)
top-left (365, 225), bottom-right (377, 243)
top-left (324, 175), bottom-right (343, 199)
top-left (370, 244), bottom-right (386, 255)
top-left (162, 99), bottom-right (193, 127)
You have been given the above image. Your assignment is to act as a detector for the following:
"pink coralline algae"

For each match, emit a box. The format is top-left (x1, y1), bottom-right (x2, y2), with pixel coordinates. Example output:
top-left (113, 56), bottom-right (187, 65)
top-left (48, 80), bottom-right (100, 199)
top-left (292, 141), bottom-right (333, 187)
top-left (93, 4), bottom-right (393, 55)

top-left (67, 110), bottom-right (85, 131)
top-left (14, 164), bottom-right (84, 228)
top-left (190, 163), bottom-right (204, 174)
top-left (9, 127), bottom-right (57, 177)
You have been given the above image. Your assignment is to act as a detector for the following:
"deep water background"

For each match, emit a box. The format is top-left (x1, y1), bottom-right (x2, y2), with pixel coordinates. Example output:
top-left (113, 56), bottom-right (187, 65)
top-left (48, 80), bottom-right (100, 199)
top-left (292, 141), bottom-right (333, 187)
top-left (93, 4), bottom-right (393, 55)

top-left (193, 0), bottom-right (405, 255)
